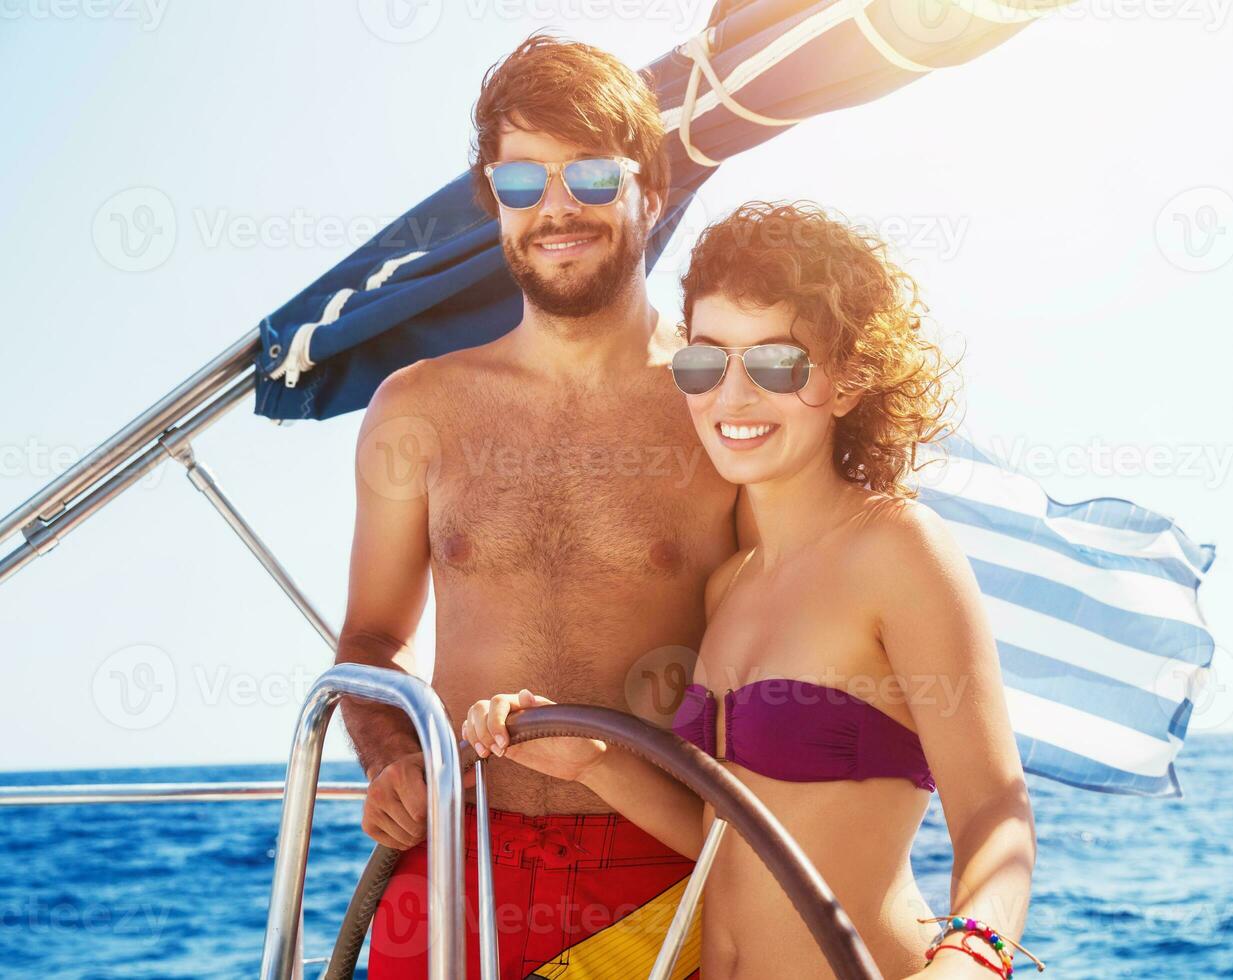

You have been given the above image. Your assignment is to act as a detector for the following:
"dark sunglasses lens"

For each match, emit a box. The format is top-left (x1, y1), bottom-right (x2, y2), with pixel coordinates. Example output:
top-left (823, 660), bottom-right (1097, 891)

top-left (671, 346), bottom-right (727, 395)
top-left (744, 345), bottom-right (811, 393)
top-left (491, 162), bottom-right (548, 209)
top-left (563, 158), bottom-right (624, 205)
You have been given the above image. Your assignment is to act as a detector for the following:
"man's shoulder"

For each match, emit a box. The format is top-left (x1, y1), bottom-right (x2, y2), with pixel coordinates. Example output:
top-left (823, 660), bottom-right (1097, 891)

top-left (368, 342), bottom-right (510, 417)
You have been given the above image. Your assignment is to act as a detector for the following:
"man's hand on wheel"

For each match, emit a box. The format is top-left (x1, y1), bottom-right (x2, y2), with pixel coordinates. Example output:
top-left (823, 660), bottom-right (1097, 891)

top-left (361, 752), bottom-right (476, 850)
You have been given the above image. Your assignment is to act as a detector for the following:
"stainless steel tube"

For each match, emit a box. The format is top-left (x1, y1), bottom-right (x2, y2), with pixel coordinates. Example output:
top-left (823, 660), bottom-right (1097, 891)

top-left (0, 370), bottom-right (256, 586)
top-left (0, 781), bottom-right (367, 806)
top-left (0, 329), bottom-right (259, 543)
top-left (648, 818), bottom-right (728, 980)
top-left (173, 444), bottom-right (338, 651)
top-left (473, 759), bottom-right (501, 980)
top-left (259, 664), bottom-right (464, 980)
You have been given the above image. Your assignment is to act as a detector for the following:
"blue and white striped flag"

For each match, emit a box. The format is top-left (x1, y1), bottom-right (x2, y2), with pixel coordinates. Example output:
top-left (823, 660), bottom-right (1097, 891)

top-left (914, 433), bottom-right (1218, 797)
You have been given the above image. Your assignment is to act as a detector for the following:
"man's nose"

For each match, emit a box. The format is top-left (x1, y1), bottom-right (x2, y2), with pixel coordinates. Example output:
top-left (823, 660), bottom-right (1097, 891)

top-left (537, 169), bottom-right (582, 221)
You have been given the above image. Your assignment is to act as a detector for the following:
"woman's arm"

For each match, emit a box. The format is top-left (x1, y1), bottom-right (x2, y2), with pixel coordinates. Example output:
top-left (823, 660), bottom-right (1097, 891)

top-left (866, 501), bottom-right (1037, 976)
top-left (464, 690), bottom-right (705, 858)
top-left (578, 741), bottom-right (706, 859)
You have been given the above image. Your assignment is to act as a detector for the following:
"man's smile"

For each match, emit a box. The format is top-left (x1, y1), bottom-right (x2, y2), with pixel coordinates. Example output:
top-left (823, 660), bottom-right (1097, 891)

top-left (531, 231), bottom-right (604, 261)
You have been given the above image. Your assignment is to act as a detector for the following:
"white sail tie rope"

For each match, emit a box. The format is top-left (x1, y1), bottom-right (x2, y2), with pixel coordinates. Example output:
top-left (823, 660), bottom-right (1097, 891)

top-left (674, 0), bottom-right (1069, 166)
top-left (268, 288), bottom-right (354, 388)
top-left (677, 30), bottom-right (809, 167)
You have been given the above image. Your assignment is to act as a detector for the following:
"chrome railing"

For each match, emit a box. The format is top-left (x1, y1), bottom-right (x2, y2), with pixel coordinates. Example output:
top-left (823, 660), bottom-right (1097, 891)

top-left (0, 327), bottom-right (338, 647)
top-left (0, 781), bottom-right (366, 806)
top-left (259, 663), bottom-right (465, 980)
top-left (0, 329), bottom-right (259, 557)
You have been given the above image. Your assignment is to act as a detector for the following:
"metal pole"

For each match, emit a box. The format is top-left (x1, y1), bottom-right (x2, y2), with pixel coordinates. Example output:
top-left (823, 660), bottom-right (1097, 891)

top-left (0, 329), bottom-right (259, 543)
top-left (163, 438), bottom-right (338, 651)
top-left (474, 759), bottom-right (501, 980)
top-left (0, 781), bottom-right (367, 806)
top-left (259, 664), bottom-right (464, 980)
top-left (1, 371), bottom-right (256, 586)
top-left (648, 819), bottom-right (728, 980)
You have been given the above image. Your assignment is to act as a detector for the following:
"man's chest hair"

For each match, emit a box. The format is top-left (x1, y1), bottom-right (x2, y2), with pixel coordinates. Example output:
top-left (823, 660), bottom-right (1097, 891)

top-left (426, 383), bottom-right (724, 580)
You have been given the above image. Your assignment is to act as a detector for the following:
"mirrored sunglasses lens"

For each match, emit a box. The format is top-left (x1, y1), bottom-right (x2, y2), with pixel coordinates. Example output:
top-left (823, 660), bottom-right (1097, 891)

top-left (491, 162), bottom-right (548, 209)
top-left (563, 158), bottom-right (624, 206)
top-left (744, 345), bottom-right (811, 393)
top-left (671, 346), bottom-right (727, 394)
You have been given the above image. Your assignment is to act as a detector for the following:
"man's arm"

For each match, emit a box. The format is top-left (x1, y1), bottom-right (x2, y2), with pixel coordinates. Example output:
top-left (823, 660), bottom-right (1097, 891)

top-left (336, 366), bottom-right (441, 847)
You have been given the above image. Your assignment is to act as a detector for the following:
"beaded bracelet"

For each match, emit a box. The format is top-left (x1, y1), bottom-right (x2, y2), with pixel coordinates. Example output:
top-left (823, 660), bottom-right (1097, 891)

top-left (926, 935), bottom-right (1004, 977)
top-left (916, 914), bottom-right (1046, 978)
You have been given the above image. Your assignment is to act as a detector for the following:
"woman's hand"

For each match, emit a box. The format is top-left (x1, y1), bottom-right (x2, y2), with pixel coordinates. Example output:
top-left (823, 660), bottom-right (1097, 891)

top-left (462, 689), bottom-right (607, 783)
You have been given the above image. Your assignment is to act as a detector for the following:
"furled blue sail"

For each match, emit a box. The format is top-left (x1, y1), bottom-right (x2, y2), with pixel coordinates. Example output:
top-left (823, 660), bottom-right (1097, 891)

top-left (917, 435), bottom-right (1218, 797)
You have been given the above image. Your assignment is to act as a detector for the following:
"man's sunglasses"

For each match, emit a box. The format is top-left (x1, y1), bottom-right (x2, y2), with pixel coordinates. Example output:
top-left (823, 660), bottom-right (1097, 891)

top-left (670, 343), bottom-right (819, 396)
top-left (483, 156), bottom-right (641, 211)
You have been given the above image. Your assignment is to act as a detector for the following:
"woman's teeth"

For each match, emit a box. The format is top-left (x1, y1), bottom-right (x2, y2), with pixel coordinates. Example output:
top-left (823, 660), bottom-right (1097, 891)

top-left (718, 422), bottom-right (776, 440)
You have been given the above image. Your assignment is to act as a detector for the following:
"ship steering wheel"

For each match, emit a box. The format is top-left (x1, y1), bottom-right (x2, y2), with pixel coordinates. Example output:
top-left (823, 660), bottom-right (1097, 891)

top-left (323, 703), bottom-right (883, 980)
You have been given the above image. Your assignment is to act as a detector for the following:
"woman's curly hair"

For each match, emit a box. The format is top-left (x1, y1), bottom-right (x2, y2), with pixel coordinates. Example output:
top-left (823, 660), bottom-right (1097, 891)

top-left (680, 201), bottom-right (961, 498)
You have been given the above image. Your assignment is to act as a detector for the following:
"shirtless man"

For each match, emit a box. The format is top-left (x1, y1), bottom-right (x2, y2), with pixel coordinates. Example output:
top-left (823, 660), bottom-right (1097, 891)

top-left (336, 35), bottom-right (743, 978)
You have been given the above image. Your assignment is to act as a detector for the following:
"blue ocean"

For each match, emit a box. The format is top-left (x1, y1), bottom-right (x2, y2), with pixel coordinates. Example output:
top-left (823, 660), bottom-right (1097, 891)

top-left (1, 736), bottom-right (1230, 978)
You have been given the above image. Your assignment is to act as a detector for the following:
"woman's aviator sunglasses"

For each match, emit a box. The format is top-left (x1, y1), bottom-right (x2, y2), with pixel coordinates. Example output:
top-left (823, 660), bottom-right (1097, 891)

top-left (484, 156), bottom-right (641, 211)
top-left (670, 343), bottom-right (819, 396)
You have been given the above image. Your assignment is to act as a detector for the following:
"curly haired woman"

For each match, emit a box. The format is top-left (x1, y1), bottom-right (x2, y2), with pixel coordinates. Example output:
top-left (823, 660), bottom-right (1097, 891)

top-left (465, 202), bottom-right (1039, 980)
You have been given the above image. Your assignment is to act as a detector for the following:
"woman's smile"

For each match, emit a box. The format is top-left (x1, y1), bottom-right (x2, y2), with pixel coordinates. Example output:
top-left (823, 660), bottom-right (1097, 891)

top-left (715, 420), bottom-right (781, 450)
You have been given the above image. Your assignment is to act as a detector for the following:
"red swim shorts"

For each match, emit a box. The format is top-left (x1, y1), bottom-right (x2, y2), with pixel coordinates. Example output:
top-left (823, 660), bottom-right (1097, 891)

top-left (367, 802), bottom-right (702, 979)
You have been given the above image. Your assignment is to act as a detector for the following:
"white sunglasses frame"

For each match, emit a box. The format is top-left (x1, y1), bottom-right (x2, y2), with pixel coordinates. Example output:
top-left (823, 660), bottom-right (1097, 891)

top-left (483, 156), bottom-right (642, 211)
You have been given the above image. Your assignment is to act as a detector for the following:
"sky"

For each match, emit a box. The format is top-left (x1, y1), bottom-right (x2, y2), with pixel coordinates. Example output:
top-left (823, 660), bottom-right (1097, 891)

top-left (0, 0), bottom-right (1229, 773)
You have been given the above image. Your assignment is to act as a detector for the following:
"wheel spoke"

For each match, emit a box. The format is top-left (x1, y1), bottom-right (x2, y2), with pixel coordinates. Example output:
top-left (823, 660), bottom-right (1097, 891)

top-left (648, 818), bottom-right (728, 980)
top-left (474, 759), bottom-right (501, 980)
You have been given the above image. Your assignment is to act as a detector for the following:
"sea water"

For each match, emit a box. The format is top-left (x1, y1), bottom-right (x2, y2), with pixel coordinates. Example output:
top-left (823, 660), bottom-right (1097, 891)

top-left (0, 737), bottom-right (1230, 978)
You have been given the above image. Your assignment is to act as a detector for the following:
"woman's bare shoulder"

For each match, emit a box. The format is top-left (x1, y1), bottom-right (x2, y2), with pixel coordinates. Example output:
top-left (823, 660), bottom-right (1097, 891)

top-left (848, 492), bottom-right (971, 596)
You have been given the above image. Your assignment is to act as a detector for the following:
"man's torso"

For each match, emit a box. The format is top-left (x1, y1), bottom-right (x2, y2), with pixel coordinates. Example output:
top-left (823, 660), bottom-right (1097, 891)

top-left (406, 340), bottom-right (738, 812)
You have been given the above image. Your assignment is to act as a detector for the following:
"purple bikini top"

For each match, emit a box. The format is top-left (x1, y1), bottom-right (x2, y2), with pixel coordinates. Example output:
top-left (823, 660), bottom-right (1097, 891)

top-left (672, 679), bottom-right (936, 792)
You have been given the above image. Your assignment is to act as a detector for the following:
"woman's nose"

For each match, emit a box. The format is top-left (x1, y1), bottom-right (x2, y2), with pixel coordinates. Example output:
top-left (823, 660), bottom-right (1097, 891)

top-left (715, 354), bottom-right (760, 408)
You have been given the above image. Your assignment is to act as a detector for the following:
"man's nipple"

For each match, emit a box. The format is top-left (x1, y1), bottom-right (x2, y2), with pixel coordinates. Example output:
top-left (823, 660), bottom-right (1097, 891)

top-left (440, 532), bottom-right (474, 566)
top-left (649, 539), bottom-right (682, 571)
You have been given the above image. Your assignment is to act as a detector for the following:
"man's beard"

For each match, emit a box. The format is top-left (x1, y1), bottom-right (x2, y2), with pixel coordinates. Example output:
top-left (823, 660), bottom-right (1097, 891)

top-left (502, 214), bottom-right (648, 319)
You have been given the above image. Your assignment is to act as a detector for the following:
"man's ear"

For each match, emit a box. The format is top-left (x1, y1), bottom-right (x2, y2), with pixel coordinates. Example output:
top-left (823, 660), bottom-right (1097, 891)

top-left (642, 185), bottom-right (666, 229)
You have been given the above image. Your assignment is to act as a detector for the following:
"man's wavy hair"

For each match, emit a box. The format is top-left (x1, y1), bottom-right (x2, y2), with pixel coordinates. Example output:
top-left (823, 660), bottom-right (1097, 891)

top-left (470, 32), bottom-right (670, 218)
top-left (680, 201), bottom-right (961, 499)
